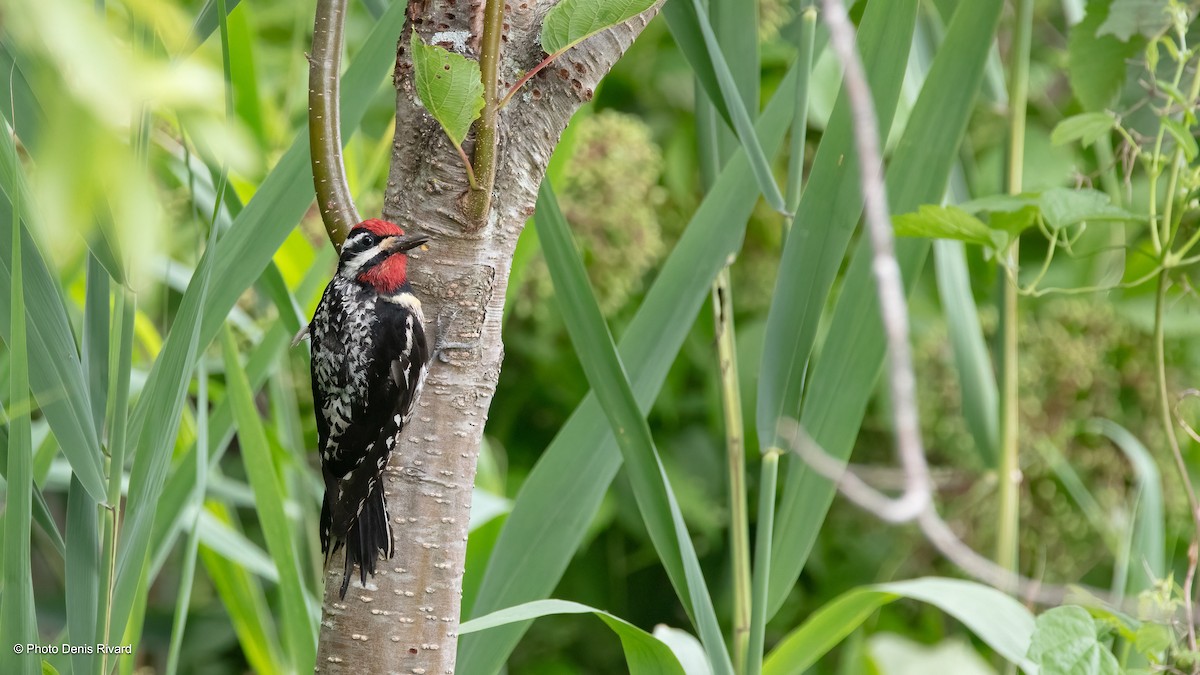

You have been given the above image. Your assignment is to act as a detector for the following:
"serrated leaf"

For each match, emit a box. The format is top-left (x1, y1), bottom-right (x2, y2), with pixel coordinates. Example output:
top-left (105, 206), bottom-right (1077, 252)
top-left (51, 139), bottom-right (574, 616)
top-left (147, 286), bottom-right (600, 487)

top-left (1068, 0), bottom-right (1144, 111)
top-left (1162, 116), bottom-right (1198, 162)
top-left (541, 0), bottom-right (657, 55)
top-left (1097, 0), bottom-right (1171, 41)
top-left (410, 32), bottom-right (484, 147)
top-left (1028, 606), bottom-right (1121, 675)
top-left (1051, 112), bottom-right (1116, 147)
top-left (894, 205), bottom-right (1001, 247)
top-left (1038, 187), bottom-right (1143, 230)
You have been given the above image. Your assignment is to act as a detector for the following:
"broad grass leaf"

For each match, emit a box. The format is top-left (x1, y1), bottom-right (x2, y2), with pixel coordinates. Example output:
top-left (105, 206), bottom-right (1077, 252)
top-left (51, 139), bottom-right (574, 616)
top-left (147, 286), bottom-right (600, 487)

top-left (221, 328), bottom-right (316, 670)
top-left (411, 32), bottom-right (484, 147)
top-left (459, 59), bottom-right (803, 675)
top-left (767, 0), bottom-right (1004, 616)
top-left (541, 0), bottom-right (657, 54)
top-left (755, 0), bottom-right (917, 459)
top-left (536, 180), bottom-right (732, 673)
top-left (763, 578), bottom-right (1037, 675)
top-left (461, 599), bottom-right (685, 675)
top-left (1028, 606), bottom-right (1120, 675)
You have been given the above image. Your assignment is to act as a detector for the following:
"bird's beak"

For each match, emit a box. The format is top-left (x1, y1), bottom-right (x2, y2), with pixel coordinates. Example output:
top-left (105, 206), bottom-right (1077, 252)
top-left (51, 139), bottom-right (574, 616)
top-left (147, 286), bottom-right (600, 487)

top-left (383, 233), bottom-right (430, 253)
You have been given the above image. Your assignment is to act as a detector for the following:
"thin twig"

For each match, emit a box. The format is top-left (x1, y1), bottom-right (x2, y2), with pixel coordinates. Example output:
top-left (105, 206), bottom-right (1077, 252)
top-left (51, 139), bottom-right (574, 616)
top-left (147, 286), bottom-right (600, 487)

top-left (817, 0), bottom-right (931, 522)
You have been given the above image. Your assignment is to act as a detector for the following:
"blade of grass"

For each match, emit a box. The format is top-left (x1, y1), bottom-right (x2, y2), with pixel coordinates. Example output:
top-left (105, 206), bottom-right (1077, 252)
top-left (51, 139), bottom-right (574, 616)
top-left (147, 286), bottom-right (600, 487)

top-left (198, 501), bottom-right (287, 675)
top-left (111, 0), bottom-right (404, 646)
top-left (65, 475), bottom-right (100, 675)
top-left (1088, 419), bottom-right (1164, 595)
top-left (934, 240), bottom-right (999, 467)
top-left (221, 326), bottom-right (316, 670)
top-left (0, 152), bottom-right (38, 675)
top-left (459, 60), bottom-right (804, 674)
top-left (83, 254), bottom-right (110, 433)
top-left (761, 578), bottom-right (1036, 674)
top-left (0, 119), bottom-right (106, 502)
top-left (165, 361), bottom-right (208, 675)
top-left (148, 246), bottom-right (331, 576)
top-left (536, 180), bottom-right (733, 674)
top-left (460, 599), bottom-right (685, 674)
top-left (679, 0), bottom-right (786, 213)
top-left (660, 0), bottom-right (733, 128)
top-left (766, 0), bottom-right (1005, 616)
top-left (755, 0), bottom-right (917, 461)
top-left (0, 423), bottom-right (63, 554)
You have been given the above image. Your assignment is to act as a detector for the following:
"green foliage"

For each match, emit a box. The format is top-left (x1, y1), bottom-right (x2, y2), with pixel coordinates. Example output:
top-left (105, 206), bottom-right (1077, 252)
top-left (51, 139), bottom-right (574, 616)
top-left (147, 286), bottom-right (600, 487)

top-left (460, 599), bottom-right (686, 674)
top-left (410, 32), bottom-right (485, 147)
top-left (1051, 112), bottom-right (1118, 148)
top-left (6, 0), bottom-right (1200, 673)
top-left (893, 205), bottom-right (1004, 248)
top-left (541, 0), bottom-right (658, 54)
top-left (1028, 606), bottom-right (1121, 675)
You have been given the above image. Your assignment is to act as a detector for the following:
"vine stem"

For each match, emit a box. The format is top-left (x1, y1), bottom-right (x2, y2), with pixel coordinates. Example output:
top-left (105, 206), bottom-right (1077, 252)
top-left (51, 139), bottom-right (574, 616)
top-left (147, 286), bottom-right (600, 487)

top-left (309, 0), bottom-right (361, 250)
top-left (464, 0), bottom-right (505, 223)
top-left (996, 0), bottom-right (1033, 580)
top-left (1154, 272), bottom-right (1200, 655)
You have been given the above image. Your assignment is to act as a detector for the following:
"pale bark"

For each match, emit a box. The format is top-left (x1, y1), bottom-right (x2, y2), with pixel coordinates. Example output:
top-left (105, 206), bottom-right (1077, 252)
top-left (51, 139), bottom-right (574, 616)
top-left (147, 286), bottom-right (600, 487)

top-left (314, 2), bottom-right (657, 672)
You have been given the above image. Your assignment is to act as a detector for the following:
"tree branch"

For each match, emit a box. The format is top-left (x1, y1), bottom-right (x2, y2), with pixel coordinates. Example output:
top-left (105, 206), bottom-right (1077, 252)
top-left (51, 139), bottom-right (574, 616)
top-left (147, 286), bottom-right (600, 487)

top-left (309, 0), bottom-right (360, 250)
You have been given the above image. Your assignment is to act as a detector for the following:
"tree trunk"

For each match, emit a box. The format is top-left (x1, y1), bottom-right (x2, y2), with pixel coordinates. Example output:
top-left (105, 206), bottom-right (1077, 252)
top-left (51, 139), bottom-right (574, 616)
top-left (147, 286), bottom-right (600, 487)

top-left (314, 2), bottom-right (658, 672)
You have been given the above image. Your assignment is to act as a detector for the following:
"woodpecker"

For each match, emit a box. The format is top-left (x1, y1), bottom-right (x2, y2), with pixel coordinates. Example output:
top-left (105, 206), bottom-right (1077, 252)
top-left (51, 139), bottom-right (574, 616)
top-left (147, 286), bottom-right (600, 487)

top-left (308, 218), bottom-right (430, 598)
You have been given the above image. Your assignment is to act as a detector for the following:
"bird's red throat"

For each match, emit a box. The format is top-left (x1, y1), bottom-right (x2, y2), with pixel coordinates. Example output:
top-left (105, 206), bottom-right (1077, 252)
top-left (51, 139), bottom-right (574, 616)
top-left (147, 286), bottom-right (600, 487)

top-left (359, 254), bottom-right (408, 293)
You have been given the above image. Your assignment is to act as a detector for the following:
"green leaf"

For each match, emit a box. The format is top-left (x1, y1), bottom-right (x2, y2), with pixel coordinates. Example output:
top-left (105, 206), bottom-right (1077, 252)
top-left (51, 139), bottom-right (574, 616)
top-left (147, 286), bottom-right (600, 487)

top-left (221, 327), bottom-right (316, 671)
top-left (768, 0), bottom-right (1005, 617)
top-left (1162, 116), bottom-right (1198, 162)
top-left (763, 578), bottom-right (1037, 675)
top-left (112, 0), bottom-right (407, 648)
top-left (536, 180), bottom-right (733, 674)
top-left (198, 503), bottom-right (287, 675)
top-left (1, 156), bottom-right (39, 675)
top-left (934, 240), bottom-right (998, 467)
top-left (541, 0), bottom-right (657, 55)
top-left (1087, 419), bottom-right (1164, 594)
top-left (1028, 606), bottom-right (1120, 675)
top-left (64, 478), bottom-right (100, 675)
top-left (410, 32), bottom-right (485, 147)
top-left (459, 57), bottom-right (803, 675)
top-left (1051, 112), bottom-right (1117, 147)
top-left (0, 119), bottom-right (107, 503)
top-left (1038, 187), bottom-right (1142, 230)
top-left (1097, 0), bottom-right (1171, 41)
top-left (1133, 622), bottom-right (1174, 656)
top-left (660, 0), bottom-right (733, 128)
top-left (893, 205), bottom-right (1002, 247)
top-left (461, 599), bottom-right (685, 674)
top-left (674, 0), bottom-right (788, 213)
top-left (1068, 0), bottom-right (1144, 111)
top-left (756, 0), bottom-right (918, 458)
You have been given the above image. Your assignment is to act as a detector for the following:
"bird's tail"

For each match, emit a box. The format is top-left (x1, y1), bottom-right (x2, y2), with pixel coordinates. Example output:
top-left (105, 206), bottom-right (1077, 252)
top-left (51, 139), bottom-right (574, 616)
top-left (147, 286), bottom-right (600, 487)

top-left (324, 486), bottom-right (394, 599)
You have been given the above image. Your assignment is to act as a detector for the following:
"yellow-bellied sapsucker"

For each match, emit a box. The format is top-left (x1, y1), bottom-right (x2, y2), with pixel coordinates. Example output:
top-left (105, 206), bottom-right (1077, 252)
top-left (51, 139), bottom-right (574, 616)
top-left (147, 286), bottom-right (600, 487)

top-left (308, 218), bottom-right (430, 598)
